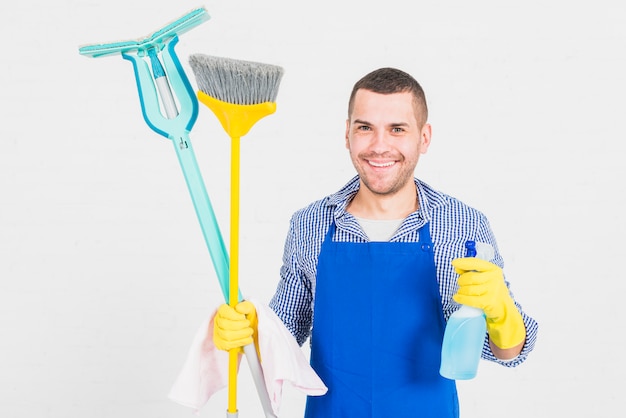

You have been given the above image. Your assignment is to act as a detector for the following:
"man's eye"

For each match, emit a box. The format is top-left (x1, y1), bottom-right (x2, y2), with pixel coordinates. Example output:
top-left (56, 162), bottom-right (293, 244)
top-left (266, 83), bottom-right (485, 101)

top-left (392, 127), bottom-right (404, 133)
top-left (357, 125), bottom-right (371, 131)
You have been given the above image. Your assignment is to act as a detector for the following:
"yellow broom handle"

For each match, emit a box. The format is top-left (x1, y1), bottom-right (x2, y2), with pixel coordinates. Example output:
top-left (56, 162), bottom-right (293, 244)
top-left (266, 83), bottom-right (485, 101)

top-left (227, 136), bottom-right (241, 414)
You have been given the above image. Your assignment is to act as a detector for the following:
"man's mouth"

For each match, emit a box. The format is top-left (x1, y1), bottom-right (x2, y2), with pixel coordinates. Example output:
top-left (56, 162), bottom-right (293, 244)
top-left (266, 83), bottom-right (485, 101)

top-left (367, 160), bottom-right (396, 168)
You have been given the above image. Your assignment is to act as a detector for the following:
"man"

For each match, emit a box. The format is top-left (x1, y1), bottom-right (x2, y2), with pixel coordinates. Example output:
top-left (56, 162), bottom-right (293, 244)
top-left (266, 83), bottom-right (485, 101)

top-left (214, 67), bottom-right (538, 417)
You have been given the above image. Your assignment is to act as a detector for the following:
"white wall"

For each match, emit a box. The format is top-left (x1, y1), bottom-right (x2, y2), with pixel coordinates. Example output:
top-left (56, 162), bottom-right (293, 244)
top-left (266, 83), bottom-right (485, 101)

top-left (1, 0), bottom-right (624, 417)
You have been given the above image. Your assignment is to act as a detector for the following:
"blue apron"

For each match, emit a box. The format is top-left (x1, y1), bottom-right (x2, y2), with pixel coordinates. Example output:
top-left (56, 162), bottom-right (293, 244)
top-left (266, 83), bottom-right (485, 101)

top-left (305, 221), bottom-right (459, 418)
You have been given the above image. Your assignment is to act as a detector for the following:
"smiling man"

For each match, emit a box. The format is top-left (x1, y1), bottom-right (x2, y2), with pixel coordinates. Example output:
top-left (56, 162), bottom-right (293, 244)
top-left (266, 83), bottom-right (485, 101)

top-left (213, 67), bottom-right (538, 418)
top-left (345, 86), bottom-right (431, 219)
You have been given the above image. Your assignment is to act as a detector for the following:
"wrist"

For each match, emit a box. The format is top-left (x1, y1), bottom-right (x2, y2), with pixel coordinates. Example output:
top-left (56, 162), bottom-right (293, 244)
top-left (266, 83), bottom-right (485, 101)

top-left (486, 308), bottom-right (526, 349)
top-left (489, 339), bottom-right (523, 361)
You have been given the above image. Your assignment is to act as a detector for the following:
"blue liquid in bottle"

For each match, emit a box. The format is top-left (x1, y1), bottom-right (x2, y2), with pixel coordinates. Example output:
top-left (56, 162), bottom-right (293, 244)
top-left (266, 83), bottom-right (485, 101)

top-left (439, 241), bottom-right (490, 380)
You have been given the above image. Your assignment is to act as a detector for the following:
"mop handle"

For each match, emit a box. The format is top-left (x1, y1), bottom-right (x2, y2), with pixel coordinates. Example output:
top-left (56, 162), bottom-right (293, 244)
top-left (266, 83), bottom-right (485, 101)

top-left (172, 134), bottom-right (231, 297)
top-left (149, 49), bottom-right (234, 302)
top-left (243, 344), bottom-right (277, 417)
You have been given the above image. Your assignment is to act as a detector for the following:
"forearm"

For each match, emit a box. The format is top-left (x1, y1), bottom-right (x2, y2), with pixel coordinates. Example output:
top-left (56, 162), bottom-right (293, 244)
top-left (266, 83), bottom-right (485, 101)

top-left (489, 336), bottom-right (524, 360)
top-left (269, 266), bottom-right (310, 334)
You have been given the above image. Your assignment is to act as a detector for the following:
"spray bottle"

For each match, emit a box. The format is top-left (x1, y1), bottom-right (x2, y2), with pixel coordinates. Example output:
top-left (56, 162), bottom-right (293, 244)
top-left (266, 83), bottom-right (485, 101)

top-left (439, 240), bottom-right (494, 380)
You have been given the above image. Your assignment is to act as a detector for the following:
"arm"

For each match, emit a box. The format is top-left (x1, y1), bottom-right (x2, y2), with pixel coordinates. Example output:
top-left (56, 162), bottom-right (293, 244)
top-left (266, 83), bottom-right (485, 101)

top-left (452, 257), bottom-right (527, 357)
top-left (432, 200), bottom-right (538, 365)
top-left (490, 339), bottom-right (524, 360)
top-left (268, 216), bottom-right (314, 346)
top-left (214, 214), bottom-right (314, 350)
top-left (465, 214), bottom-right (537, 364)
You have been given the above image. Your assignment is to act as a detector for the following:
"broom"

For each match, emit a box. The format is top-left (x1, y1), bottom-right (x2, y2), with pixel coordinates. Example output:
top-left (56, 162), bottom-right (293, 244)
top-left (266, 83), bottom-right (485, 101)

top-left (188, 54), bottom-right (284, 417)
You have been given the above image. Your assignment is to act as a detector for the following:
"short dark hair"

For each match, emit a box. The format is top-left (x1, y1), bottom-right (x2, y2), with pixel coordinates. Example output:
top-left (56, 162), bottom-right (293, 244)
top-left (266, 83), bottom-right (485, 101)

top-left (348, 67), bottom-right (428, 127)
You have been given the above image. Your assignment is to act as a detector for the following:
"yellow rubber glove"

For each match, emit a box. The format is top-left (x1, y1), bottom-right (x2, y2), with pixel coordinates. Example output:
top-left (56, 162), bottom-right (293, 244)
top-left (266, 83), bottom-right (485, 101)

top-left (213, 301), bottom-right (258, 354)
top-left (451, 257), bottom-right (526, 349)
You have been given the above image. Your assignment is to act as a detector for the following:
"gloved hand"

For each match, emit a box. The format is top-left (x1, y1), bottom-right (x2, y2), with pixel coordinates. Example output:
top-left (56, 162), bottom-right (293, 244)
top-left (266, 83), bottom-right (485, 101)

top-left (213, 300), bottom-right (258, 354)
top-left (451, 257), bottom-right (526, 349)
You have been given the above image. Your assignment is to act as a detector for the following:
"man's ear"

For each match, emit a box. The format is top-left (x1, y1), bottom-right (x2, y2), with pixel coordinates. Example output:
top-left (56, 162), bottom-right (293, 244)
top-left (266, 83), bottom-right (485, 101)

top-left (420, 123), bottom-right (432, 154)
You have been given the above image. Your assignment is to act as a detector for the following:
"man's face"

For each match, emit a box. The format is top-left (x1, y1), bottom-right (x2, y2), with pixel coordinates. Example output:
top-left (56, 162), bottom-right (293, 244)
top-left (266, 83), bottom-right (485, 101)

top-left (345, 89), bottom-right (431, 197)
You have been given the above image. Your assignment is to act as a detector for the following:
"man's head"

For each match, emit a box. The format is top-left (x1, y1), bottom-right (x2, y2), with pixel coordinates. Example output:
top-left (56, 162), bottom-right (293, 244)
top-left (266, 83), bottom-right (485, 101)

top-left (348, 67), bottom-right (428, 128)
top-left (345, 67), bottom-right (432, 204)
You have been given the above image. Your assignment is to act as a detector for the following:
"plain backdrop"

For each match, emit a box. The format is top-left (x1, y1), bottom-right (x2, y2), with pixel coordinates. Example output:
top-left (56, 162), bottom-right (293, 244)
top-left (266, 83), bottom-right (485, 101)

top-left (1, 0), bottom-right (624, 417)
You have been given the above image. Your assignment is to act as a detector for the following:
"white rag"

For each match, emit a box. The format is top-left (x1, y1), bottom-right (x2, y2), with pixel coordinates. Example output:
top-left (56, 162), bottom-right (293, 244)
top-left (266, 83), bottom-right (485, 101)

top-left (168, 298), bottom-right (327, 415)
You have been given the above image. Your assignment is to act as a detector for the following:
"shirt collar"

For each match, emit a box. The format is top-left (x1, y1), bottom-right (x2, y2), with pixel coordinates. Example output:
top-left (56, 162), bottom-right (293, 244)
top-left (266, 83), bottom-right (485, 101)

top-left (327, 175), bottom-right (360, 217)
top-left (326, 175), bottom-right (440, 222)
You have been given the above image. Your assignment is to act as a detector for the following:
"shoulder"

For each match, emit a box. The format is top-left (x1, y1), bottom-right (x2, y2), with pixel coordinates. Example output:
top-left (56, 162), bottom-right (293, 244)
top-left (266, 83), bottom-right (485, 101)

top-left (290, 196), bottom-right (333, 230)
top-left (284, 189), bottom-right (342, 262)
top-left (417, 178), bottom-right (488, 222)
top-left (290, 176), bottom-right (359, 227)
top-left (416, 179), bottom-right (494, 243)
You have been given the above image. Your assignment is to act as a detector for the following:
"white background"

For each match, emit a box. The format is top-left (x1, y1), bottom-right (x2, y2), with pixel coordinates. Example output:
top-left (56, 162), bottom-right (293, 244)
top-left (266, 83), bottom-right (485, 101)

top-left (1, 0), bottom-right (624, 417)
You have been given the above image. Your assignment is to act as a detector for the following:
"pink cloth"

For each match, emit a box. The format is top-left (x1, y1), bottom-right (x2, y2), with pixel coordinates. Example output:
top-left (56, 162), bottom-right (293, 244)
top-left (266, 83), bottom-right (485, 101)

top-left (168, 299), bottom-right (327, 415)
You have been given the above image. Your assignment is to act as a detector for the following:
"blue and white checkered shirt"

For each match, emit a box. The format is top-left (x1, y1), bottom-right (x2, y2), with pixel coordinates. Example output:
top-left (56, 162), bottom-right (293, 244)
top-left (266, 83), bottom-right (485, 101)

top-left (269, 175), bottom-right (538, 367)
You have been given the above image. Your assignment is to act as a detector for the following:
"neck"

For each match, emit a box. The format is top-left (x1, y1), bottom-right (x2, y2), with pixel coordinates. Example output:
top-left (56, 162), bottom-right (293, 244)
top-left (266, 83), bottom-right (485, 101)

top-left (347, 182), bottom-right (418, 220)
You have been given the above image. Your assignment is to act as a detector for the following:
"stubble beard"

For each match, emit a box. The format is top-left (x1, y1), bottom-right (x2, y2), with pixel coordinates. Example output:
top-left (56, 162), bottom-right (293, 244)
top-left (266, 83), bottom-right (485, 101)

top-left (354, 154), bottom-right (417, 197)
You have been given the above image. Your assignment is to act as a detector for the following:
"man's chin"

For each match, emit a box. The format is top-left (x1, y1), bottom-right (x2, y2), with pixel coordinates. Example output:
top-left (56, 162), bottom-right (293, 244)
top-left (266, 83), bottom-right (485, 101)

top-left (361, 180), bottom-right (400, 196)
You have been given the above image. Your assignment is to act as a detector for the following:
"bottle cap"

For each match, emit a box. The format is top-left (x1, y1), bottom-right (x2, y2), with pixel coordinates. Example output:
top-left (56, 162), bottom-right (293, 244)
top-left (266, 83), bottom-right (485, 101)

top-left (465, 240), bottom-right (477, 257)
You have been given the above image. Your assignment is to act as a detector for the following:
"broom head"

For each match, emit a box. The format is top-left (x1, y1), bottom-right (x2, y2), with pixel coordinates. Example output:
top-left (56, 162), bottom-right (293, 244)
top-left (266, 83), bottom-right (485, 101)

top-left (189, 54), bottom-right (284, 138)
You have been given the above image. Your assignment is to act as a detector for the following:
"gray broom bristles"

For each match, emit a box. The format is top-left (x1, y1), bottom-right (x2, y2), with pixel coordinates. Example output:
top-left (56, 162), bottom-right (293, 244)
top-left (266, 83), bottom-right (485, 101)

top-left (188, 54), bottom-right (284, 105)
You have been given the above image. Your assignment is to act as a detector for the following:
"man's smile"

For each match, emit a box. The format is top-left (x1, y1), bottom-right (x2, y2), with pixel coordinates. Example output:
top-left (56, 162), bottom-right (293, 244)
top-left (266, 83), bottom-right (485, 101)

top-left (367, 160), bottom-right (396, 168)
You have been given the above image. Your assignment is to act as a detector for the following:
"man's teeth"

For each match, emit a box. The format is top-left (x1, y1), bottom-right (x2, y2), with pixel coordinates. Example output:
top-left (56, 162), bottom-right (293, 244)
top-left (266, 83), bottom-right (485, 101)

top-left (369, 161), bottom-right (395, 167)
